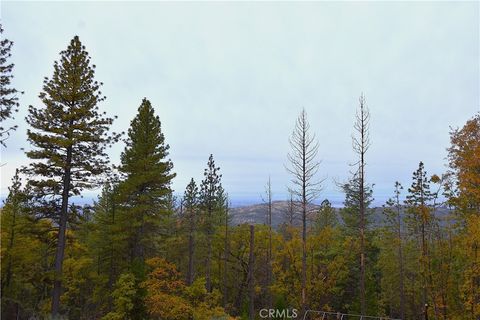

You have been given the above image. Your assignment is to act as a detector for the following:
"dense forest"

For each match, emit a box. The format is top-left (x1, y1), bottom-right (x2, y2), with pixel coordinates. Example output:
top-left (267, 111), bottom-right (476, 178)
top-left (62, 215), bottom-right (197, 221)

top-left (1, 27), bottom-right (479, 320)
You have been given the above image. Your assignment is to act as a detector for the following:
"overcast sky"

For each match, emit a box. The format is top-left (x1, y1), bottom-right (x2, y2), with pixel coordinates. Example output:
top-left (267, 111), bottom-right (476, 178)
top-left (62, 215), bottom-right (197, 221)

top-left (1, 1), bottom-right (479, 206)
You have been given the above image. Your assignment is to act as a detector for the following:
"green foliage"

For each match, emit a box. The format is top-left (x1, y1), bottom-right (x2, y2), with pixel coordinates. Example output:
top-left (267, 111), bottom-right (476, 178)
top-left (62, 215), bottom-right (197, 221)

top-left (22, 35), bottom-right (120, 317)
top-left (313, 199), bottom-right (338, 232)
top-left (184, 178), bottom-right (200, 215)
top-left (0, 23), bottom-right (22, 146)
top-left (339, 173), bottom-right (374, 235)
top-left (117, 98), bottom-right (175, 262)
top-left (85, 183), bottom-right (127, 314)
top-left (337, 172), bottom-right (378, 314)
top-left (102, 273), bottom-right (137, 320)
top-left (24, 35), bottom-right (119, 202)
top-left (199, 154), bottom-right (226, 293)
top-left (200, 154), bottom-right (225, 230)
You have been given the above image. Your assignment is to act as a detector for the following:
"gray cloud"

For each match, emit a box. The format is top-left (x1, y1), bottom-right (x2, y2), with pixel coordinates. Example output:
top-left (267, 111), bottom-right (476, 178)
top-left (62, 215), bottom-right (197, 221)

top-left (1, 1), bottom-right (478, 205)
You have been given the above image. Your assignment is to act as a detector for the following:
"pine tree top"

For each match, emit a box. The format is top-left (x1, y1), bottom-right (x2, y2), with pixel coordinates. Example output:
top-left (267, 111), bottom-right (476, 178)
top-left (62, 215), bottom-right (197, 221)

top-left (118, 98), bottom-right (175, 205)
top-left (24, 35), bottom-right (120, 197)
top-left (200, 154), bottom-right (223, 209)
top-left (120, 98), bottom-right (174, 181)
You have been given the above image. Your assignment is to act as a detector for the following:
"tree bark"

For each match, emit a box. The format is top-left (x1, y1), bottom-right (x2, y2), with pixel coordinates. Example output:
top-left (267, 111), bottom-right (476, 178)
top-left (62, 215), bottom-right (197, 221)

top-left (187, 205), bottom-right (195, 286)
top-left (51, 146), bottom-right (72, 317)
top-left (265, 178), bottom-right (273, 309)
top-left (360, 156), bottom-right (366, 316)
top-left (206, 206), bottom-right (213, 293)
top-left (223, 205), bottom-right (229, 308)
top-left (286, 110), bottom-right (321, 316)
top-left (354, 96), bottom-right (370, 316)
top-left (107, 192), bottom-right (116, 311)
top-left (187, 228), bottom-right (195, 286)
top-left (396, 192), bottom-right (406, 320)
top-left (301, 117), bottom-right (308, 316)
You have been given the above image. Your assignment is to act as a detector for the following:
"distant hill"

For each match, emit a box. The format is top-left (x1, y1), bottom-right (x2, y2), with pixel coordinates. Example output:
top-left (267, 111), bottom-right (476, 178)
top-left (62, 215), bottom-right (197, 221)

top-left (228, 201), bottom-right (454, 228)
top-left (229, 201), bottom-right (317, 227)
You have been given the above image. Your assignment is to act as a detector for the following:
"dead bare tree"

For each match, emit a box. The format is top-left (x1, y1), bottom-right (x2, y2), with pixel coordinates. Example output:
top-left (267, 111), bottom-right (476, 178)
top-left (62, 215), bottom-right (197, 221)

top-left (283, 190), bottom-right (297, 228)
top-left (352, 94), bottom-right (371, 315)
top-left (286, 109), bottom-right (322, 314)
top-left (262, 177), bottom-right (273, 309)
top-left (223, 197), bottom-right (230, 309)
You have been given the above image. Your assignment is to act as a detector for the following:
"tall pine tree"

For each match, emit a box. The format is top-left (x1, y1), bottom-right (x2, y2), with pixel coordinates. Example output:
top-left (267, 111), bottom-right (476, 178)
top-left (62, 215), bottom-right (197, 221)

top-left (117, 98), bottom-right (175, 268)
top-left (88, 182), bottom-right (126, 314)
top-left (381, 181), bottom-right (406, 319)
top-left (339, 173), bottom-right (376, 313)
top-left (405, 161), bottom-right (432, 318)
top-left (1, 170), bottom-right (28, 295)
top-left (199, 154), bottom-right (224, 293)
top-left (183, 178), bottom-right (199, 286)
top-left (23, 36), bottom-right (119, 317)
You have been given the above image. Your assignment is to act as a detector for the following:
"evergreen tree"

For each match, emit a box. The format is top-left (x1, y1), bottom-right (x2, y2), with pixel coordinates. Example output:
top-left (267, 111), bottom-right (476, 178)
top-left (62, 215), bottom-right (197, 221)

top-left (199, 154), bottom-right (224, 293)
top-left (112, 98), bottom-right (175, 320)
top-left (87, 183), bottom-right (126, 314)
top-left (313, 199), bottom-right (338, 232)
top-left (23, 36), bottom-right (119, 317)
top-left (340, 174), bottom-right (374, 235)
top-left (405, 161), bottom-right (432, 318)
top-left (1, 170), bottom-right (28, 294)
top-left (339, 173), bottom-right (376, 313)
top-left (222, 193), bottom-right (231, 310)
top-left (381, 182), bottom-right (406, 319)
top-left (117, 97), bottom-right (175, 268)
top-left (0, 24), bottom-right (22, 146)
top-left (183, 178), bottom-right (199, 286)
top-left (1, 169), bottom-right (58, 319)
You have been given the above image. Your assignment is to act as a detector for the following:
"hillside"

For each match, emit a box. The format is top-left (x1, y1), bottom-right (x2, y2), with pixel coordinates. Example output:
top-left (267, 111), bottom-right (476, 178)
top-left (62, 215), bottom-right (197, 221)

top-left (229, 201), bottom-right (453, 228)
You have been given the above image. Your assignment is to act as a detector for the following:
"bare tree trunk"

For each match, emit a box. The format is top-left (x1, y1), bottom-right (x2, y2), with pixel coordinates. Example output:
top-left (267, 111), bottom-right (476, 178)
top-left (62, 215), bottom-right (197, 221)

top-left (182, 185), bottom-right (197, 287)
top-left (360, 164), bottom-right (366, 316)
top-left (234, 268), bottom-right (248, 315)
top-left (200, 155), bottom-right (222, 294)
top-left (108, 192), bottom-right (116, 311)
top-left (248, 225), bottom-right (255, 320)
top-left (421, 202), bottom-right (428, 319)
top-left (302, 190), bottom-right (307, 314)
top-left (52, 146), bottom-right (72, 317)
top-left (395, 186), bottom-right (406, 320)
top-left (353, 95), bottom-right (370, 316)
top-left (264, 177), bottom-right (273, 309)
top-left (288, 193), bottom-right (295, 226)
top-left (286, 109), bottom-right (321, 316)
top-left (223, 203), bottom-right (230, 308)
top-left (206, 219), bottom-right (213, 293)
top-left (187, 223), bottom-right (195, 285)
